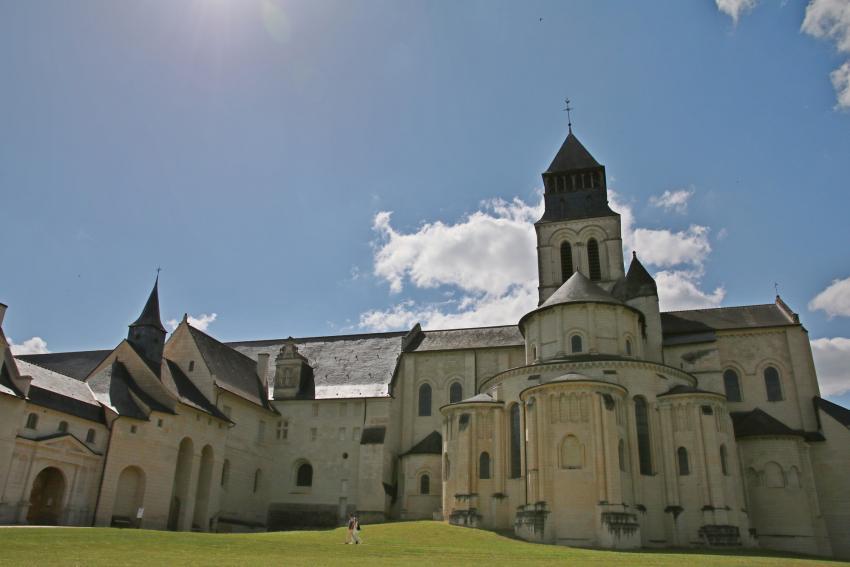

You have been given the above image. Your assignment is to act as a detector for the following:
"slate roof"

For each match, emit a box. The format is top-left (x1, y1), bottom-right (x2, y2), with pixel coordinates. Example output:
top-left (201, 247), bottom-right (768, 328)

top-left (414, 326), bottom-right (523, 352)
top-left (130, 277), bottom-right (166, 332)
top-left (15, 359), bottom-right (104, 422)
top-left (0, 358), bottom-right (24, 398)
top-left (164, 360), bottom-right (230, 421)
top-left (87, 361), bottom-right (171, 420)
top-left (545, 131), bottom-right (601, 173)
top-left (402, 431), bottom-right (442, 456)
top-left (17, 350), bottom-right (110, 381)
top-left (730, 408), bottom-right (801, 439)
top-left (815, 397), bottom-right (850, 428)
top-left (455, 392), bottom-right (501, 404)
top-left (661, 304), bottom-right (796, 337)
top-left (613, 253), bottom-right (657, 301)
top-left (230, 332), bottom-right (406, 399)
top-left (541, 272), bottom-right (623, 309)
top-left (657, 384), bottom-right (721, 398)
top-left (189, 326), bottom-right (274, 410)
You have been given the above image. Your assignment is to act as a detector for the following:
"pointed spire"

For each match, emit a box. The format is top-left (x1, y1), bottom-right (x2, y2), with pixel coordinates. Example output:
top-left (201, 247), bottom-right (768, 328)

top-left (622, 252), bottom-right (657, 298)
top-left (545, 131), bottom-right (601, 174)
top-left (130, 274), bottom-right (166, 332)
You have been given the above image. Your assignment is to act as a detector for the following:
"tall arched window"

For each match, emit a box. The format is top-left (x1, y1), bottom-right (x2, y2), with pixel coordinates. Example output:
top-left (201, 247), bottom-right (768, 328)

top-left (764, 366), bottom-right (782, 401)
top-left (618, 439), bottom-right (626, 472)
top-left (634, 396), bottom-right (652, 476)
top-left (720, 445), bottom-right (729, 476)
top-left (86, 428), bottom-right (96, 443)
top-left (418, 383), bottom-right (432, 416)
top-left (625, 340), bottom-right (632, 356)
top-left (570, 335), bottom-right (583, 353)
top-left (677, 447), bottom-right (690, 476)
top-left (420, 474), bottom-right (430, 495)
top-left (587, 238), bottom-right (602, 281)
top-left (253, 469), bottom-right (262, 493)
top-left (764, 461), bottom-right (785, 488)
top-left (221, 459), bottom-right (231, 488)
top-left (58, 421), bottom-right (68, 433)
top-left (509, 403), bottom-right (521, 479)
top-left (560, 242), bottom-right (574, 282)
top-left (479, 452), bottom-right (491, 479)
top-left (296, 463), bottom-right (313, 487)
top-left (723, 369), bottom-right (742, 402)
top-left (449, 382), bottom-right (463, 404)
top-left (25, 413), bottom-right (38, 429)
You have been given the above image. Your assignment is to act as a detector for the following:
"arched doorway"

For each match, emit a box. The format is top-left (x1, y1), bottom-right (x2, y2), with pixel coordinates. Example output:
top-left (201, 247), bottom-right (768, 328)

top-left (27, 467), bottom-right (66, 525)
top-left (113, 466), bottom-right (146, 527)
top-left (192, 445), bottom-right (214, 531)
top-left (168, 437), bottom-right (194, 531)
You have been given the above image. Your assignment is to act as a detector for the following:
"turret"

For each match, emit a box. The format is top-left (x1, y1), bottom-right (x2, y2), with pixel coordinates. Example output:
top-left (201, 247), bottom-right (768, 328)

top-left (613, 253), bottom-right (662, 362)
top-left (127, 276), bottom-right (166, 368)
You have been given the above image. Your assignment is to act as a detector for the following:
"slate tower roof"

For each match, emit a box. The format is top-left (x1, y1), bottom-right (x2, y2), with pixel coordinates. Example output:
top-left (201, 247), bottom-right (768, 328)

top-left (127, 276), bottom-right (167, 370)
top-left (538, 130), bottom-right (617, 223)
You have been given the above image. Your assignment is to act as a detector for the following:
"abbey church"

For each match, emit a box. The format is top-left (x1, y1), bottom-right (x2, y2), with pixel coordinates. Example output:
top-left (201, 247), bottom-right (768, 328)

top-left (1, 129), bottom-right (849, 558)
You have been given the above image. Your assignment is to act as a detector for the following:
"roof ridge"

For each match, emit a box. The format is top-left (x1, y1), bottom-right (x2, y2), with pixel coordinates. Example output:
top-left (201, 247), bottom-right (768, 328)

top-left (227, 330), bottom-right (408, 346)
top-left (423, 324), bottom-right (519, 333)
top-left (663, 303), bottom-right (777, 314)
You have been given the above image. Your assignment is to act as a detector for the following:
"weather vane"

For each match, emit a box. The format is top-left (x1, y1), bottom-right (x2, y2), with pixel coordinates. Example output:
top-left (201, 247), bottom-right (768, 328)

top-left (563, 97), bottom-right (573, 133)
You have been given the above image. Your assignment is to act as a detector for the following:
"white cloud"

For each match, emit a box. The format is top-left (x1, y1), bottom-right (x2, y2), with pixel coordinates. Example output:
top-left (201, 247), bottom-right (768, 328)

top-left (654, 270), bottom-right (726, 311)
top-left (811, 337), bottom-right (850, 396)
top-left (8, 336), bottom-right (50, 355)
top-left (166, 313), bottom-right (218, 332)
top-left (372, 197), bottom-right (541, 296)
top-left (632, 225), bottom-right (712, 268)
top-left (801, 0), bottom-right (850, 109)
top-left (809, 276), bottom-right (850, 317)
top-left (650, 188), bottom-right (695, 214)
top-left (361, 186), bottom-right (726, 331)
top-left (716, 0), bottom-right (759, 24)
top-left (830, 60), bottom-right (850, 109)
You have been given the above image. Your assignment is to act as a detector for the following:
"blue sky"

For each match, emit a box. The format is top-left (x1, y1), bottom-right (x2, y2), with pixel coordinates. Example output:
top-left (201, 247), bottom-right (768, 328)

top-left (2, 1), bottom-right (849, 404)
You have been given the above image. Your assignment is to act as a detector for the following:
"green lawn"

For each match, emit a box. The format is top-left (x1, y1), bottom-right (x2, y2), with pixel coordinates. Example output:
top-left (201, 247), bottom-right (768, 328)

top-left (0, 521), bottom-right (846, 566)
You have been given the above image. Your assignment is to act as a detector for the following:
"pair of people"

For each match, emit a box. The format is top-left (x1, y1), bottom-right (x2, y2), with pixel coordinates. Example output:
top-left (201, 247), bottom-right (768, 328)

top-left (345, 513), bottom-right (362, 544)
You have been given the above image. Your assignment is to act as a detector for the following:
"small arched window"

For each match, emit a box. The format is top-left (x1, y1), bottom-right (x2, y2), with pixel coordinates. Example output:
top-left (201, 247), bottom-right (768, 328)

top-left (723, 369), bottom-right (742, 402)
top-left (296, 463), bottom-right (313, 487)
top-left (560, 242), bottom-right (574, 282)
top-left (221, 459), bottom-right (231, 488)
top-left (420, 474), bottom-right (430, 495)
top-left (449, 382), bottom-right (463, 404)
top-left (86, 428), bottom-right (96, 443)
top-left (25, 413), bottom-right (38, 430)
top-left (625, 340), bottom-right (632, 356)
top-left (509, 403), bottom-right (522, 479)
top-left (479, 452), bottom-right (491, 479)
top-left (587, 238), bottom-right (602, 281)
top-left (570, 335), bottom-right (583, 354)
top-left (253, 469), bottom-right (262, 493)
top-left (418, 383), bottom-right (432, 416)
top-left (720, 445), bottom-right (729, 476)
top-left (618, 439), bottom-right (626, 471)
top-left (58, 421), bottom-right (68, 433)
top-left (677, 447), bottom-right (690, 476)
top-left (764, 366), bottom-right (782, 401)
top-left (634, 396), bottom-right (652, 476)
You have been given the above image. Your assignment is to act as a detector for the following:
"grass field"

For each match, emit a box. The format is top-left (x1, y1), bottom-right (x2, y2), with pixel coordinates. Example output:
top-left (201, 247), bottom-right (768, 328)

top-left (0, 521), bottom-right (846, 566)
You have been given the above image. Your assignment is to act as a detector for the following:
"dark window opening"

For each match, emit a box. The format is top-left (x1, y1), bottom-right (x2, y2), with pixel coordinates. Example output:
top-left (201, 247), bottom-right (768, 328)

top-left (677, 447), bottom-right (690, 476)
top-left (587, 239), bottom-right (602, 281)
top-left (764, 366), bottom-right (782, 401)
top-left (449, 382), bottom-right (463, 404)
top-left (418, 384), bottom-right (432, 416)
top-left (296, 463), bottom-right (313, 487)
top-left (724, 369), bottom-right (742, 402)
top-left (560, 242), bottom-right (574, 282)
top-left (509, 404), bottom-right (522, 479)
top-left (420, 474), bottom-right (430, 495)
top-left (571, 335), bottom-right (583, 353)
top-left (635, 396), bottom-right (652, 476)
top-left (479, 452), bottom-right (491, 479)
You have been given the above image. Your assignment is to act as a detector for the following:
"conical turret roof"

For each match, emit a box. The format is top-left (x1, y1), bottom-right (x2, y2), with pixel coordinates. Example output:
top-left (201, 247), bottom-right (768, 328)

top-left (130, 276), bottom-right (166, 332)
top-left (613, 252), bottom-right (657, 300)
top-left (541, 271), bottom-right (623, 309)
top-left (545, 131), bottom-right (600, 173)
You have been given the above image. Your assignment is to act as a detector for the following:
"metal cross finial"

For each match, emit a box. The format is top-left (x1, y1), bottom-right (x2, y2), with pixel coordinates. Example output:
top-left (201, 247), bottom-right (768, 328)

top-left (563, 97), bottom-right (573, 133)
top-left (156, 267), bottom-right (162, 281)
top-left (774, 282), bottom-right (780, 296)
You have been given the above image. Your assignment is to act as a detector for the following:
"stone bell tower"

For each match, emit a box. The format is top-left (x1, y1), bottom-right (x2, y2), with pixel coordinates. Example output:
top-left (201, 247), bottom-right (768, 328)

top-left (535, 127), bottom-right (625, 304)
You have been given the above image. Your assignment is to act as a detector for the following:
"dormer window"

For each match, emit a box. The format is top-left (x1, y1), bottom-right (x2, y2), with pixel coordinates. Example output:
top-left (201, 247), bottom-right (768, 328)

top-left (188, 360), bottom-right (195, 372)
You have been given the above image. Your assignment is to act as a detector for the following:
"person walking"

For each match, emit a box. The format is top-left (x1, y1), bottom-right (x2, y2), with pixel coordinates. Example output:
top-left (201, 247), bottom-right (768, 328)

top-left (345, 513), bottom-right (356, 544)
top-left (351, 514), bottom-right (362, 545)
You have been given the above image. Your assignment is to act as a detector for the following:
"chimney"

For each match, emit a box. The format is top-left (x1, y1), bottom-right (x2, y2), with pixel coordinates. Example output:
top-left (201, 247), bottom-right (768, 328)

top-left (0, 303), bottom-right (6, 327)
top-left (257, 353), bottom-right (270, 382)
